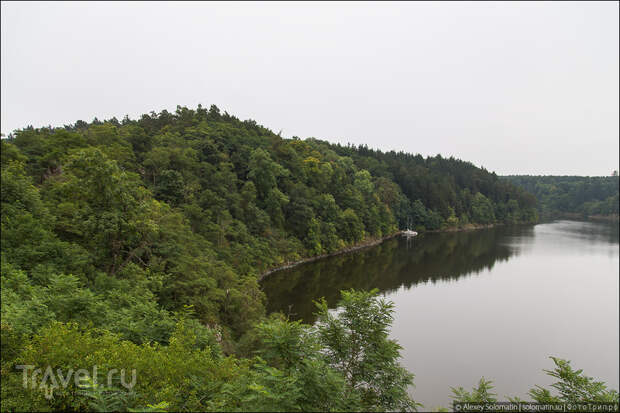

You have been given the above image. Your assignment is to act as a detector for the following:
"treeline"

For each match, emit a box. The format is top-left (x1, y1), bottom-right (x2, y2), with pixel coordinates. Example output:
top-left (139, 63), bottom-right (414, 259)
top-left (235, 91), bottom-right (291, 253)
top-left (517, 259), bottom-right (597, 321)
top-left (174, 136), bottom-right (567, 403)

top-left (2, 105), bottom-right (538, 410)
top-left (317, 141), bottom-right (538, 230)
top-left (503, 175), bottom-right (619, 219)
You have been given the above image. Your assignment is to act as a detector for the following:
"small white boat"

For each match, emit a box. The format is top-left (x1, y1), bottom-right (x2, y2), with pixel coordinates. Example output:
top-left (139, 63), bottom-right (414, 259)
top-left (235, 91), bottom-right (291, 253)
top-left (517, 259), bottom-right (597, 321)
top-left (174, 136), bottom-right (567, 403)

top-left (402, 229), bottom-right (418, 237)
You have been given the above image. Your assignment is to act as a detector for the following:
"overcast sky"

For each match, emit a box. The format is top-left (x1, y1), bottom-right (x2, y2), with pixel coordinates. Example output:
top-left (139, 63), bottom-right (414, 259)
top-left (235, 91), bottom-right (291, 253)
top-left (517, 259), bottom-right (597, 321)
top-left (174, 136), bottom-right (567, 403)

top-left (1, 2), bottom-right (618, 175)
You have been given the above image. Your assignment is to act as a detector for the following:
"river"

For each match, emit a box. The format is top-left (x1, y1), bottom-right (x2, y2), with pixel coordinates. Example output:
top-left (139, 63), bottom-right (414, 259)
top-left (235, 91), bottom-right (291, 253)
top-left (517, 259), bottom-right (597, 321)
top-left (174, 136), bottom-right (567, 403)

top-left (260, 220), bottom-right (619, 409)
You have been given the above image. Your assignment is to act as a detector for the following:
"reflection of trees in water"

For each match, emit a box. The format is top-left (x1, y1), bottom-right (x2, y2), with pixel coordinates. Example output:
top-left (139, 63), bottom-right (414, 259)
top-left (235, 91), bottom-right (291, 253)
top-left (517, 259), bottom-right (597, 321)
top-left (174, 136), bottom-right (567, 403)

top-left (547, 220), bottom-right (619, 244)
top-left (262, 226), bottom-right (530, 323)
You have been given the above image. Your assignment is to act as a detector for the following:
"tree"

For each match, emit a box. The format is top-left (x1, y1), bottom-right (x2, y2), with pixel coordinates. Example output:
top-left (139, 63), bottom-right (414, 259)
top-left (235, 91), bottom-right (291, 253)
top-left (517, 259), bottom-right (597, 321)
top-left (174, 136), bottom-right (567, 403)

top-left (42, 148), bottom-right (158, 275)
top-left (248, 148), bottom-right (287, 201)
top-left (451, 357), bottom-right (619, 411)
top-left (528, 357), bottom-right (619, 404)
top-left (446, 207), bottom-right (459, 227)
top-left (1, 161), bottom-right (90, 275)
top-left (265, 188), bottom-right (289, 229)
top-left (471, 192), bottom-right (495, 224)
top-left (338, 208), bottom-right (364, 243)
top-left (315, 289), bottom-right (420, 411)
top-left (154, 169), bottom-right (185, 206)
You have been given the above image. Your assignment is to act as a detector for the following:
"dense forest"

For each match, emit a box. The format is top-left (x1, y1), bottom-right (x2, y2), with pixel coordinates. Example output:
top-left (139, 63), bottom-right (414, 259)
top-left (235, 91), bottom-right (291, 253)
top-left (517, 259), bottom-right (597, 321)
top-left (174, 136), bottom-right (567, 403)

top-left (327, 145), bottom-right (539, 229)
top-left (503, 175), bottom-right (619, 219)
top-left (7, 104), bottom-right (613, 412)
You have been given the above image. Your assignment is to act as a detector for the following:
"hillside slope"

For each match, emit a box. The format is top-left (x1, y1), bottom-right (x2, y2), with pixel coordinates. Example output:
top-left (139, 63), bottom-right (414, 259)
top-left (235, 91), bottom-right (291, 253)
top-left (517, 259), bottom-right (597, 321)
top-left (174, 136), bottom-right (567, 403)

top-left (2, 104), bottom-right (537, 341)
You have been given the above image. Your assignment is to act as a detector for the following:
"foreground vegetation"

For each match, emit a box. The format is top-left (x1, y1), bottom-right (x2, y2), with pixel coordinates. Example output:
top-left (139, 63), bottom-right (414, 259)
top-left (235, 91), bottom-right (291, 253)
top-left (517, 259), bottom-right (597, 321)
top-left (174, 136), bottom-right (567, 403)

top-left (450, 356), bottom-right (618, 412)
top-left (2, 289), bottom-right (617, 411)
top-left (503, 175), bottom-right (619, 219)
top-left (1, 290), bottom-right (418, 411)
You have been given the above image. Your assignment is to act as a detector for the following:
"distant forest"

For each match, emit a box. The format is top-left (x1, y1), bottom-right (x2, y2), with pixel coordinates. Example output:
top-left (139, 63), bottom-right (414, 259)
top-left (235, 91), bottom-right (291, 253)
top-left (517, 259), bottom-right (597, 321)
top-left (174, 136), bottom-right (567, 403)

top-left (503, 175), bottom-right (619, 219)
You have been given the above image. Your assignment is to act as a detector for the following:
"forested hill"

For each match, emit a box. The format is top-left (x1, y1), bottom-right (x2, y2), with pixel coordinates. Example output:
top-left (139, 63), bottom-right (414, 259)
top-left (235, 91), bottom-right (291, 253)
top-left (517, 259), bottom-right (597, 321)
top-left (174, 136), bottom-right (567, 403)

top-left (503, 175), bottom-right (619, 219)
top-left (1, 104), bottom-right (537, 342)
top-left (325, 142), bottom-right (538, 227)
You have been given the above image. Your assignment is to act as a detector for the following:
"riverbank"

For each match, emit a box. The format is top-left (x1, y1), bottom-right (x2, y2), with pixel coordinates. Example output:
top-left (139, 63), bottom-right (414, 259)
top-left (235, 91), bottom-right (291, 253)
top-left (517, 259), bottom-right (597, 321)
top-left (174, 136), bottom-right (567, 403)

top-left (588, 214), bottom-right (619, 222)
top-left (259, 222), bottom-right (518, 280)
top-left (541, 212), bottom-right (619, 222)
top-left (426, 222), bottom-right (500, 233)
top-left (259, 231), bottom-right (403, 280)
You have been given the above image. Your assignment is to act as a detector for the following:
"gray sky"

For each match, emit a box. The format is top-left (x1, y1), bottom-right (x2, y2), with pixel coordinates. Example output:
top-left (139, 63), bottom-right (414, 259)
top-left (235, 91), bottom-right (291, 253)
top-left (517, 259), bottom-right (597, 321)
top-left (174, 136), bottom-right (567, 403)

top-left (2, 1), bottom-right (618, 176)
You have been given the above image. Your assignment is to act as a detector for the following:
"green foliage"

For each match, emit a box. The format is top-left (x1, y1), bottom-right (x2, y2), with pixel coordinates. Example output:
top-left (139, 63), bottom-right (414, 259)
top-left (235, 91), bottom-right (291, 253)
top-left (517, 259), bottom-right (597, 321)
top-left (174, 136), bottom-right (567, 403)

top-left (450, 357), bottom-right (619, 411)
top-left (154, 169), bottom-right (185, 206)
top-left (330, 146), bottom-right (538, 228)
top-left (1, 291), bottom-right (419, 412)
top-left (77, 376), bottom-right (138, 412)
top-left (451, 378), bottom-right (497, 403)
top-left (215, 290), bottom-right (419, 411)
top-left (315, 289), bottom-right (421, 411)
top-left (471, 192), bottom-right (496, 225)
top-left (1, 161), bottom-right (89, 275)
top-left (0, 140), bottom-right (27, 165)
top-left (248, 148), bottom-right (288, 201)
top-left (1, 321), bottom-right (234, 411)
top-left (529, 357), bottom-right (619, 404)
top-left (504, 175), bottom-right (619, 218)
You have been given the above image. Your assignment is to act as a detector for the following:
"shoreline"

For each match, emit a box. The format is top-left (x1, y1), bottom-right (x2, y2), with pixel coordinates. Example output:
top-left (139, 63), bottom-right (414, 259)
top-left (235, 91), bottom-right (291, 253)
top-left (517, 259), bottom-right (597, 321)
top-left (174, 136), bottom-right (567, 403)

top-left (425, 222), bottom-right (501, 233)
top-left (258, 221), bottom-right (520, 280)
top-left (541, 212), bottom-right (619, 222)
top-left (586, 214), bottom-right (619, 222)
top-left (258, 231), bottom-right (403, 280)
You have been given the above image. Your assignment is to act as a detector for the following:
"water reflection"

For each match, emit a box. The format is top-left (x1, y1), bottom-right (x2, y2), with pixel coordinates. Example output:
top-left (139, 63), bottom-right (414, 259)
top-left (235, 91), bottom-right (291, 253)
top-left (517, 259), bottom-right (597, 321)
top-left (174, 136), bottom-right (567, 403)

top-left (537, 219), bottom-right (619, 244)
top-left (262, 225), bottom-right (535, 323)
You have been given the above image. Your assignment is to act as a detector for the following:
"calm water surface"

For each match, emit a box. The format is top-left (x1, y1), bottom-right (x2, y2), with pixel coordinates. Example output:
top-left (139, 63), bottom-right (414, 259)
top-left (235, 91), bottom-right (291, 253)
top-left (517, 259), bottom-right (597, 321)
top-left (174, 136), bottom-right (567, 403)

top-left (261, 220), bottom-right (619, 409)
